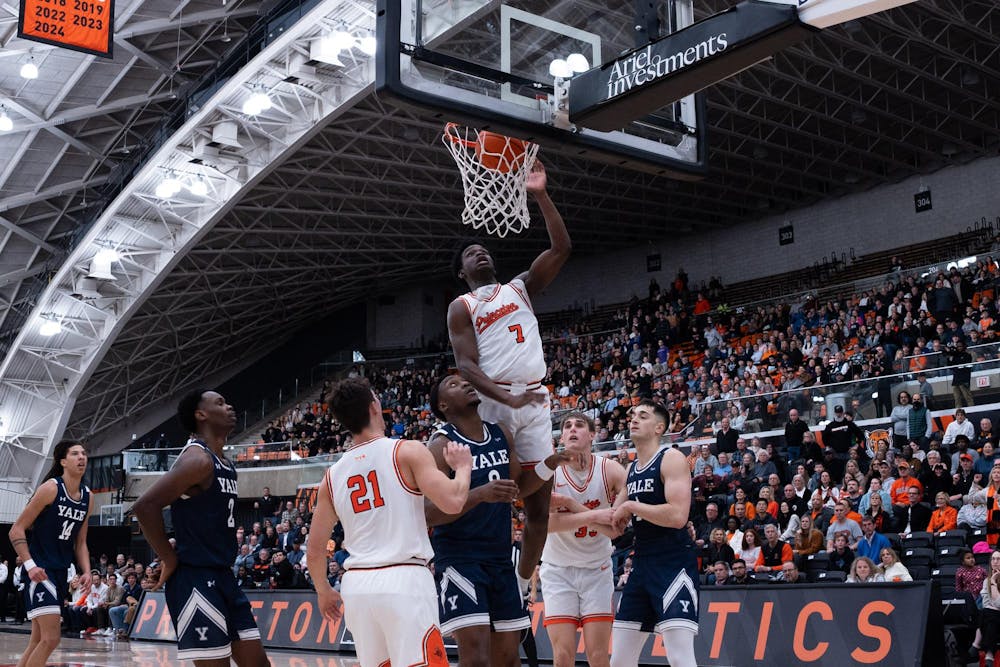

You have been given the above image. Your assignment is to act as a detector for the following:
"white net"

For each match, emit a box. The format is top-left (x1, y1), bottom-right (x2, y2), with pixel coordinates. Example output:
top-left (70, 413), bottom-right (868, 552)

top-left (442, 123), bottom-right (540, 238)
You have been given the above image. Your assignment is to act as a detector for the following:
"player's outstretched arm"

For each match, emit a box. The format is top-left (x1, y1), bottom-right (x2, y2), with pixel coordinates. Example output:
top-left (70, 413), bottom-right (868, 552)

top-left (517, 448), bottom-right (587, 498)
top-left (447, 302), bottom-right (544, 410)
top-left (424, 435), bottom-right (518, 527)
top-left (8, 480), bottom-right (57, 584)
top-left (307, 473), bottom-right (342, 621)
top-left (402, 440), bottom-right (472, 515)
top-left (132, 447), bottom-right (215, 589)
top-left (518, 161), bottom-right (570, 297)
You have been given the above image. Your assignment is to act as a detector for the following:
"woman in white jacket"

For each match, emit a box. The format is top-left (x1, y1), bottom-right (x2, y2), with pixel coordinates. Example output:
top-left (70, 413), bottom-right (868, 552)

top-left (876, 548), bottom-right (912, 582)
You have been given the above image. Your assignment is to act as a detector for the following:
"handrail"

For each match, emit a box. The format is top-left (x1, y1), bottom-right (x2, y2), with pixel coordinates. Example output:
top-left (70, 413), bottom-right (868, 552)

top-left (725, 244), bottom-right (994, 314)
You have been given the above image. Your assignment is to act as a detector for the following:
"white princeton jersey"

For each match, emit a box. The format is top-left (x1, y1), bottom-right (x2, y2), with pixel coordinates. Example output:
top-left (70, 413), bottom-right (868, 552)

top-left (457, 279), bottom-right (546, 385)
top-left (326, 437), bottom-right (433, 569)
top-left (542, 455), bottom-right (616, 568)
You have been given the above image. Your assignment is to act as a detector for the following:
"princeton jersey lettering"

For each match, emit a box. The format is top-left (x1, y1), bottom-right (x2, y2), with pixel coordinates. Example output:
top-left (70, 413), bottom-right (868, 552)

top-left (431, 422), bottom-right (512, 565)
top-left (542, 456), bottom-right (615, 568)
top-left (457, 279), bottom-right (546, 385)
top-left (328, 437), bottom-right (433, 569)
top-left (29, 477), bottom-right (89, 569)
top-left (625, 447), bottom-right (692, 555)
top-left (171, 439), bottom-right (239, 568)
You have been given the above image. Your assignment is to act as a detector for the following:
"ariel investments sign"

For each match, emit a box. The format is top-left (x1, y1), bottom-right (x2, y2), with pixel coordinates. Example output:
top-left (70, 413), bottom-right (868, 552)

top-left (569, 0), bottom-right (819, 131)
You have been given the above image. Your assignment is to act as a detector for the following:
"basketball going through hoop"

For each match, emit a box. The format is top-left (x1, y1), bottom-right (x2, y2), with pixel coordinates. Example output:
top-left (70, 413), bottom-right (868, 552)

top-left (443, 123), bottom-right (540, 238)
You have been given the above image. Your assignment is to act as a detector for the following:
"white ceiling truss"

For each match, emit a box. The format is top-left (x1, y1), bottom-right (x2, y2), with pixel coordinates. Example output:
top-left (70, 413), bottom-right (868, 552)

top-left (0, 0), bottom-right (378, 484)
top-left (0, 0), bottom-right (997, 487)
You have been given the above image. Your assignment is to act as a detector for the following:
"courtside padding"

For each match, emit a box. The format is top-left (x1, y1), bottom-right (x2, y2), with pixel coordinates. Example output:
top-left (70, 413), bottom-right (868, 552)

top-left (129, 583), bottom-right (937, 665)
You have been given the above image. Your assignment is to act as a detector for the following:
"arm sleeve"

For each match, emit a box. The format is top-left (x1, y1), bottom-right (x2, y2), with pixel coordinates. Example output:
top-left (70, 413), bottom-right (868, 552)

top-left (775, 544), bottom-right (793, 570)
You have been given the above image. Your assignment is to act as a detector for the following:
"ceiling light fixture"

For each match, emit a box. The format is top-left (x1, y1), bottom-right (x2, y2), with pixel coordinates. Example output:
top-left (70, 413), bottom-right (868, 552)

top-left (566, 53), bottom-right (590, 73)
top-left (330, 27), bottom-right (356, 52)
top-left (358, 34), bottom-right (377, 55)
top-left (39, 320), bottom-right (62, 337)
top-left (155, 174), bottom-right (184, 198)
top-left (20, 59), bottom-right (39, 80)
top-left (241, 86), bottom-right (273, 116)
top-left (189, 177), bottom-right (209, 197)
top-left (548, 59), bottom-right (572, 79)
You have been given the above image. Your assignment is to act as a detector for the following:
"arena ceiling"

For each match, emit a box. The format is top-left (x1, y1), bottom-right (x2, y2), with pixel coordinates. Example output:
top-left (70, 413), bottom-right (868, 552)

top-left (0, 0), bottom-right (998, 478)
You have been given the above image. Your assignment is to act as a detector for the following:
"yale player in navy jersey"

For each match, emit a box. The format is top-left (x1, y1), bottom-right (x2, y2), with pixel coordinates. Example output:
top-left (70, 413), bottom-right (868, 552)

top-left (426, 375), bottom-right (579, 667)
top-left (610, 400), bottom-right (699, 667)
top-left (9, 440), bottom-right (93, 667)
top-left (134, 390), bottom-right (268, 667)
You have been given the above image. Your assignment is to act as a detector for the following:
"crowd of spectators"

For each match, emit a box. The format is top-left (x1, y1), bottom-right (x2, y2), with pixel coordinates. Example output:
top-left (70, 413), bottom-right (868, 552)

top-left (247, 256), bottom-right (1000, 463)
top-left (0, 551), bottom-right (164, 638)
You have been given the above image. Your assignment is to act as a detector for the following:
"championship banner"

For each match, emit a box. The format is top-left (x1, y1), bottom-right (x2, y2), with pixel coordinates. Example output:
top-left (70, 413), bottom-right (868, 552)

top-left (131, 583), bottom-right (937, 666)
top-left (18, 0), bottom-right (114, 58)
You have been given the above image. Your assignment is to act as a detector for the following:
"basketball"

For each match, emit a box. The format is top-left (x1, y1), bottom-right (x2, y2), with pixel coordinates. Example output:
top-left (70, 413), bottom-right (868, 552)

top-left (475, 131), bottom-right (529, 173)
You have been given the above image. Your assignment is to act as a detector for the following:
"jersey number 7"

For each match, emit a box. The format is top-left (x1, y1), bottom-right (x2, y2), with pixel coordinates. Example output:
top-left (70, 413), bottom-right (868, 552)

top-left (348, 471), bottom-right (386, 513)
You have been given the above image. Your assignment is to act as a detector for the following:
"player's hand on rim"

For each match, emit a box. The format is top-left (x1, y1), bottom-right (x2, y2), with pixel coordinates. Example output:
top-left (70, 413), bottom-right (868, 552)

top-left (443, 441), bottom-right (473, 471)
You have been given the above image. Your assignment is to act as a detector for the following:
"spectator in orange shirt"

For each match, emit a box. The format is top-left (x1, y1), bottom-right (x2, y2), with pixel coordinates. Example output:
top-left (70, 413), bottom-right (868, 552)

top-left (927, 491), bottom-right (959, 533)
top-left (890, 460), bottom-right (923, 506)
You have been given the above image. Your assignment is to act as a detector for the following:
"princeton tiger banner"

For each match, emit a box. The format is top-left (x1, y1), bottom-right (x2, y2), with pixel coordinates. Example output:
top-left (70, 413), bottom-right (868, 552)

top-left (130, 582), bottom-right (940, 665)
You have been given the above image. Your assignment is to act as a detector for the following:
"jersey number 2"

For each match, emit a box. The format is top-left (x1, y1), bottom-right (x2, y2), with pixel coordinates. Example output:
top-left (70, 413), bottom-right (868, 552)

top-left (348, 471), bottom-right (386, 513)
top-left (508, 324), bottom-right (525, 344)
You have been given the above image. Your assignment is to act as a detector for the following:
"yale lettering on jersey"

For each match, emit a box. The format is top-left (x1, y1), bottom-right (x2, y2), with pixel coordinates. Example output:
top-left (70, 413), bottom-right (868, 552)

top-left (218, 478), bottom-right (238, 495)
top-left (471, 448), bottom-right (509, 471)
top-left (57, 505), bottom-right (86, 522)
top-left (627, 478), bottom-right (655, 496)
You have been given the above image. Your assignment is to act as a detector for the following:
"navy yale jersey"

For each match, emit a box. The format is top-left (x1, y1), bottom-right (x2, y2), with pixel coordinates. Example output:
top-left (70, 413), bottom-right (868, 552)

top-left (171, 438), bottom-right (239, 568)
top-left (625, 447), bottom-right (693, 555)
top-left (431, 421), bottom-right (512, 565)
top-left (29, 477), bottom-right (90, 569)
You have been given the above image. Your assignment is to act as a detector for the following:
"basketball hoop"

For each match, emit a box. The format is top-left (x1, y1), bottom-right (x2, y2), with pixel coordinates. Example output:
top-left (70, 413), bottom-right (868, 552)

top-left (442, 122), bottom-right (540, 238)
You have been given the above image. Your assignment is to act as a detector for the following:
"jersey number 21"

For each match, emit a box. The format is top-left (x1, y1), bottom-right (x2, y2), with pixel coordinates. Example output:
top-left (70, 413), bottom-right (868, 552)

top-left (348, 471), bottom-right (386, 513)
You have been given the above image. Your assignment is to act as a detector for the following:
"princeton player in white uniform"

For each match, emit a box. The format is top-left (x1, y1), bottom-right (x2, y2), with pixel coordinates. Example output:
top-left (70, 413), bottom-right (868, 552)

top-left (542, 412), bottom-right (626, 667)
top-left (448, 159), bottom-right (571, 593)
top-left (307, 377), bottom-right (473, 667)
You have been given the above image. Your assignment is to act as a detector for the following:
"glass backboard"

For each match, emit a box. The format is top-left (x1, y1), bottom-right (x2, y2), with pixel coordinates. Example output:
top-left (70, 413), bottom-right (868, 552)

top-left (376, 0), bottom-right (708, 178)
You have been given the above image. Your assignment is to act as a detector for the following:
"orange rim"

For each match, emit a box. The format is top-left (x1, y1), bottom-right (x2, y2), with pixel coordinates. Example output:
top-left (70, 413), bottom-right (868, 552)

top-left (443, 122), bottom-right (477, 149)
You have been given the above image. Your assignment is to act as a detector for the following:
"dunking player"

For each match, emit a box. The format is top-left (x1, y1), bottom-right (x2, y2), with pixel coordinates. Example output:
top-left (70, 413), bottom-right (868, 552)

top-left (542, 412), bottom-right (626, 667)
top-left (610, 401), bottom-right (699, 667)
top-left (133, 390), bottom-right (268, 667)
top-left (426, 374), bottom-right (580, 667)
top-left (448, 160), bottom-right (570, 594)
top-left (307, 377), bottom-right (472, 667)
top-left (9, 440), bottom-right (93, 667)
